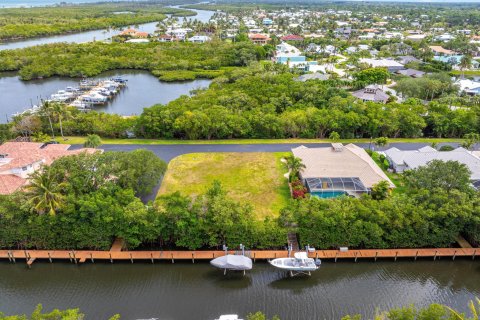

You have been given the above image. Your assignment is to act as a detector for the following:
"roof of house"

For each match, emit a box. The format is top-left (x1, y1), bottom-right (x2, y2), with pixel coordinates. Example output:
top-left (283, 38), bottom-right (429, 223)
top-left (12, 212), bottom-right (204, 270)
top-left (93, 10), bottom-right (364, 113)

top-left (396, 68), bottom-right (425, 77)
top-left (359, 58), bottom-right (404, 69)
top-left (429, 45), bottom-right (455, 55)
top-left (248, 33), bottom-right (270, 40)
top-left (281, 34), bottom-right (304, 41)
top-left (0, 174), bottom-right (27, 195)
top-left (292, 143), bottom-right (395, 189)
top-left (0, 142), bottom-right (99, 194)
top-left (384, 147), bottom-right (480, 180)
top-left (351, 85), bottom-right (390, 103)
top-left (296, 73), bottom-right (330, 82)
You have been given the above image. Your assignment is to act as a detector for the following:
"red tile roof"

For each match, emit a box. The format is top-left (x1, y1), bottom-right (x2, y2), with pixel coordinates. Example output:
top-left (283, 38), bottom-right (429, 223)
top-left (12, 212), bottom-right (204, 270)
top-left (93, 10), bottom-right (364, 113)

top-left (0, 142), bottom-right (99, 194)
top-left (0, 174), bottom-right (27, 195)
top-left (281, 34), bottom-right (304, 41)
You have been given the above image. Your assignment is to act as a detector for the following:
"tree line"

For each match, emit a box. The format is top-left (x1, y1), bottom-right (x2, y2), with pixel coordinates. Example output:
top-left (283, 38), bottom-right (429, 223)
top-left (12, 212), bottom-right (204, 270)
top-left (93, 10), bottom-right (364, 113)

top-left (0, 149), bottom-right (478, 251)
top-left (0, 3), bottom-right (194, 41)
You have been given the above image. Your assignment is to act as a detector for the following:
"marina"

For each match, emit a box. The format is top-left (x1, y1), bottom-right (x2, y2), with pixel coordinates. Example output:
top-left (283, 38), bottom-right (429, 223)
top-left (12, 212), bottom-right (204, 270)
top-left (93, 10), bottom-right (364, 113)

top-left (0, 70), bottom-right (212, 123)
top-left (14, 77), bottom-right (129, 117)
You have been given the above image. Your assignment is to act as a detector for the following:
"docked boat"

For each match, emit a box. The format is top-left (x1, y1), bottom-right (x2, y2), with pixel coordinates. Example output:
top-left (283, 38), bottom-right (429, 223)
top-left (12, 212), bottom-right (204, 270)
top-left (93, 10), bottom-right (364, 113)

top-left (269, 252), bottom-right (321, 276)
top-left (215, 315), bottom-right (243, 320)
top-left (210, 254), bottom-right (252, 275)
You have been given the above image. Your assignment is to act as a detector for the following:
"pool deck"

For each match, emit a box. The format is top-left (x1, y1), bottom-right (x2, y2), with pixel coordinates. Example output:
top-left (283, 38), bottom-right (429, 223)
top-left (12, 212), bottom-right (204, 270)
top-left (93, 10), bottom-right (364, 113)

top-left (0, 247), bottom-right (477, 267)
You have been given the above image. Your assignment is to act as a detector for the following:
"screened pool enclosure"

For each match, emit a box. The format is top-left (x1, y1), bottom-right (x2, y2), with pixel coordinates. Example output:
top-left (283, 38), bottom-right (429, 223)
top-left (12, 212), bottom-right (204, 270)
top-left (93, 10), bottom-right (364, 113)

top-left (305, 177), bottom-right (369, 198)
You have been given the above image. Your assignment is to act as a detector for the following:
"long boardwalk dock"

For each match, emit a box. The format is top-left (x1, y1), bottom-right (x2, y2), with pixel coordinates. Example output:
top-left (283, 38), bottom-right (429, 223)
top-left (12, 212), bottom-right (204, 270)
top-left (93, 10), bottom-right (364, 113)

top-left (0, 247), bottom-right (478, 267)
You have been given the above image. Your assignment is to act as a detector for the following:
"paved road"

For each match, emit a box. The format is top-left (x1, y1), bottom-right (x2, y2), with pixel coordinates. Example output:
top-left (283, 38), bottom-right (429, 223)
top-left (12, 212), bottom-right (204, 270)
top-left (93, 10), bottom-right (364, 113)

top-left (95, 142), bottom-right (456, 163)
top-left (73, 142), bottom-right (458, 203)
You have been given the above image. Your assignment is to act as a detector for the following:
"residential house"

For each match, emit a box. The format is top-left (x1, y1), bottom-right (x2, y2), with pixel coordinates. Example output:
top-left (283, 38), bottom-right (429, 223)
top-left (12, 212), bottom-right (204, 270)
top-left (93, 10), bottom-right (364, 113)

top-left (248, 33), bottom-right (270, 45)
top-left (351, 84), bottom-right (392, 103)
top-left (280, 34), bottom-right (304, 42)
top-left (292, 143), bottom-right (395, 198)
top-left (359, 58), bottom-right (405, 72)
top-left (0, 142), bottom-right (99, 195)
top-left (396, 68), bottom-right (425, 78)
top-left (383, 146), bottom-right (480, 189)
top-left (188, 35), bottom-right (211, 43)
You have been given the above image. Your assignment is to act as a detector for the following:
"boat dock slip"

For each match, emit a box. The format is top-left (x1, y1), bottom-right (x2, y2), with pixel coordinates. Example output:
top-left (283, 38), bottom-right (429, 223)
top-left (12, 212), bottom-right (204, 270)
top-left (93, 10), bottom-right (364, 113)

top-left (0, 248), bottom-right (477, 267)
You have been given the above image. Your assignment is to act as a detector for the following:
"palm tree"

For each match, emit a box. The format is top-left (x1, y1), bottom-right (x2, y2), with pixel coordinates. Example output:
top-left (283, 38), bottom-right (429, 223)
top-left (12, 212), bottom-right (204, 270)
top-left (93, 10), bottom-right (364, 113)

top-left (51, 102), bottom-right (70, 140)
top-left (460, 54), bottom-right (472, 79)
top-left (24, 166), bottom-right (66, 215)
top-left (39, 101), bottom-right (55, 139)
top-left (84, 134), bottom-right (102, 148)
top-left (284, 154), bottom-right (306, 181)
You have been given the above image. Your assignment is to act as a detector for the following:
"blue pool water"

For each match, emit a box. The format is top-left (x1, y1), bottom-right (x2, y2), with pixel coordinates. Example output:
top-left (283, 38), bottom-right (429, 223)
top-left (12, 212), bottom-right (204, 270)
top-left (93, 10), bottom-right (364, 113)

top-left (311, 191), bottom-right (346, 199)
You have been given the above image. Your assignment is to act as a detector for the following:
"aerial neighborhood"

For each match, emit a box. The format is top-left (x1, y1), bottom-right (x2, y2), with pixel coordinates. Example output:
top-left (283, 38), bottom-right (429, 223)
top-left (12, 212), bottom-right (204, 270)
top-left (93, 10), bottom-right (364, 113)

top-left (0, 0), bottom-right (480, 319)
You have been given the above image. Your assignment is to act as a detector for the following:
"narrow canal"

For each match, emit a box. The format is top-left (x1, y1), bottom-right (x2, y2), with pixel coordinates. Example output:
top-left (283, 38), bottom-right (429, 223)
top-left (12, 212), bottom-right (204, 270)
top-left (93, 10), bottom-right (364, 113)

top-left (0, 70), bottom-right (212, 123)
top-left (0, 260), bottom-right (478, 319)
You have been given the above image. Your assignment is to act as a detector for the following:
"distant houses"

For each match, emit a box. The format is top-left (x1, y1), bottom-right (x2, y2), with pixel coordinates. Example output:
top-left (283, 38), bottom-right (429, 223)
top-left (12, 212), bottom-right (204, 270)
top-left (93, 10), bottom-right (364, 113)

top-left (188, 35), bottom-right (211, 43)
top-left (248, 33), bottom-right (270, 45)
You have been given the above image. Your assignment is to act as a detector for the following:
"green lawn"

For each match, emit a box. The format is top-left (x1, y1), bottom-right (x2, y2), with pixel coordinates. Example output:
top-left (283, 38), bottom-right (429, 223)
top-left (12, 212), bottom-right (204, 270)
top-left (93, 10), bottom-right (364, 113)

top-left (157, 152), bottom-right (291, 218)
top-left (370, 151), bottom-right (407, 194)
top-left (58, 136), bottom-right (463, 145)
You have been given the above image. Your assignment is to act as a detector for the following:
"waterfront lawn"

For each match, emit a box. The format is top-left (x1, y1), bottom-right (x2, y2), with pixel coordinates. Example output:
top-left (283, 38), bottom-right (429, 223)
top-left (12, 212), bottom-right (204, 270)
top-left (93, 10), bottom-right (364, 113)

top-left (157, 152), bottom-right (291, 218)
top-left (58, 136), bottom-right (463, 145)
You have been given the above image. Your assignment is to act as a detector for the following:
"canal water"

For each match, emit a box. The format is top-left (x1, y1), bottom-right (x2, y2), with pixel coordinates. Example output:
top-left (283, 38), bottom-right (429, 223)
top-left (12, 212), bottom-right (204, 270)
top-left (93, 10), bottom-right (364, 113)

top-left (0, 260), bottom-right (478, 319)
top-left (0, 70), bottom-right (211, 123)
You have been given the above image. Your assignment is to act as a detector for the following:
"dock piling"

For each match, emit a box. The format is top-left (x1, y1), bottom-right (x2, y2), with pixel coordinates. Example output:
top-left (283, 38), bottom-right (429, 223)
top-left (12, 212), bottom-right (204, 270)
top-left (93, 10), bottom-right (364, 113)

top-left (130, 253), bottom-right (133, 264)
top-left (253, 252), bottom-right (256, 263)
top-left (354, 252), bottom-right (358, 263)
top-left (473, 249), bottom-right (476, 260)
top-left (151, 253), bottom-right (154, 264)
top-left (375, 251), bottom-right (378, 262)
top-left (395, 251), bottom-right (398, 262)
top-left (109, 253), bottom-right (113, 263)
top-left (72, 251), bottom-right (77, 264)
top-left (48, 252), bottom-right (52, 263)
top-left (453, 250), bottom-right (456, 261)
top-left (434, 250), bottom-right (438, 261)
top-left (335, 252), bottom-right (338, 263)
top-left (7, 251), bottom-right (12, 262)
top-left (415, 250), bottom-right (418, 261)
top-left (192, 253), bottom-right (195, 264)
top-left (171, 253), bottom-right (174, 264)
top-left (90, 253), bottom-right (94, 263)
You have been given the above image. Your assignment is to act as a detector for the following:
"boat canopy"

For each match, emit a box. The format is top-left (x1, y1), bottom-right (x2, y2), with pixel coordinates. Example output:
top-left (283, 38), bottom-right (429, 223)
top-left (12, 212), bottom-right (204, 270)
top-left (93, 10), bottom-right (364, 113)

top-left (210, 255), bottom-right (252, 271)
top-left (294, 252), bottom-right (309, 260)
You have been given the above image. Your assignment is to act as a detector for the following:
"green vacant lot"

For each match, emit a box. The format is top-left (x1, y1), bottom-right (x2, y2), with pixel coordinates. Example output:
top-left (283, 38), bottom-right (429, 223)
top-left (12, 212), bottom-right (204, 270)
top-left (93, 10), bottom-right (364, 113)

top-left (157, 152), bottom-right (291, 218)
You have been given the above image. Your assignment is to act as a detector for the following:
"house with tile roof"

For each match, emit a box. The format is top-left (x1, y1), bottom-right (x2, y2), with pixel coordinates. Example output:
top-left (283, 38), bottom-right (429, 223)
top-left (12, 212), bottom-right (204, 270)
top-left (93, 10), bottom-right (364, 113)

top-left (292, 143), bottom-right (395, 198)
top-left (0, 142), bottom-right (99, 195)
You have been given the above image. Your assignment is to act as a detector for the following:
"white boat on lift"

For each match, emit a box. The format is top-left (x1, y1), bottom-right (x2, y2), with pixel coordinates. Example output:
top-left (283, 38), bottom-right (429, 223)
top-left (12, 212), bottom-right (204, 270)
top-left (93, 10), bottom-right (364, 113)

top-left (215, 315), bottom-right (243, 320)
top-left (269, 251), bottom-right (321, 276)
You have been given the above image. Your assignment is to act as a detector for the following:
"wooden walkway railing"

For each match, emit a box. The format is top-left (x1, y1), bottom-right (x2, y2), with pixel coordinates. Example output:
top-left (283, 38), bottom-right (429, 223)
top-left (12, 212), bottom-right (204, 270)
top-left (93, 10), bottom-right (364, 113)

top-left (0, 248), bottom-right (478, 267)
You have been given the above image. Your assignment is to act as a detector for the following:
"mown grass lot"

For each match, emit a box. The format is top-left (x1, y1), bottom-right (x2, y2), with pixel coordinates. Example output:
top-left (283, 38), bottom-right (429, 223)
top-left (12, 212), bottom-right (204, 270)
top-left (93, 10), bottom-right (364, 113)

top-left (157, 152), bottom-right (291, 218)
top-left (59, 136), bottom-right (463, 145)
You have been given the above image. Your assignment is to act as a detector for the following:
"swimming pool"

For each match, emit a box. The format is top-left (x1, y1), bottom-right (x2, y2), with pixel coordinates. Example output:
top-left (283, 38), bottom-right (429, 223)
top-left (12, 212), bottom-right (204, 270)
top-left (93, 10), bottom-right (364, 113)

top-left (311, 191), bottom-right (347, 199)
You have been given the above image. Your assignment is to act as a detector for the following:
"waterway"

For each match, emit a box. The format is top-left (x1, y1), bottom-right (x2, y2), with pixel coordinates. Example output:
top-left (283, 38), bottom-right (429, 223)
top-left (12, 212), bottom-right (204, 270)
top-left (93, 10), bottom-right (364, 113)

top-left (0, 70), bottom-right (211, 123)
top-left (0, 7), bottom-right (215, 50)
top-left (0, 260), bottom-right (478, 319)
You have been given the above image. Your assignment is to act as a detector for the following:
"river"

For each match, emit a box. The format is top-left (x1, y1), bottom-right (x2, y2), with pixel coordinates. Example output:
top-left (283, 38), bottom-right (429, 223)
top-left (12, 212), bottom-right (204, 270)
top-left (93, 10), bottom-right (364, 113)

top-left (0, 260), bottom-right (478, 319)
top-left (0, 70), bottom-right (211, 123)
top-left (0, 7), bottom-right (215, 50)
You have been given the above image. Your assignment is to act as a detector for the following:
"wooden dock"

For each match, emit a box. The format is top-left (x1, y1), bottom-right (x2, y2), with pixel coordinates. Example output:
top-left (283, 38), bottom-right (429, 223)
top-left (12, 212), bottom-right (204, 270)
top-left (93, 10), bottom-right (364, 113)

top-left (0, 247), bottom-right (477, 267)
